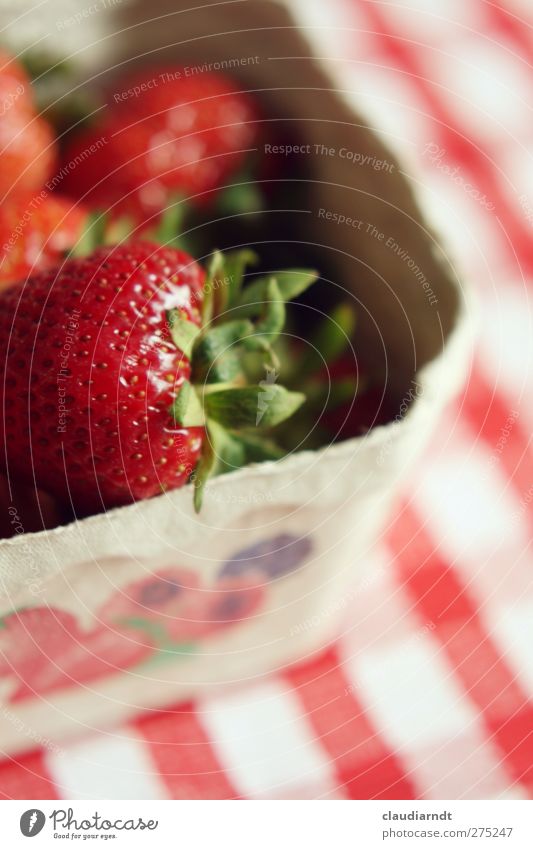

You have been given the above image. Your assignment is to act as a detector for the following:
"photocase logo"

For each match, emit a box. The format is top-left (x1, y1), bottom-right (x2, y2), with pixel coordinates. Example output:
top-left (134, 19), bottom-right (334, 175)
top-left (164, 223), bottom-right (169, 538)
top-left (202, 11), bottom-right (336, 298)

top-left (20, 809), bottom-right (46, 837)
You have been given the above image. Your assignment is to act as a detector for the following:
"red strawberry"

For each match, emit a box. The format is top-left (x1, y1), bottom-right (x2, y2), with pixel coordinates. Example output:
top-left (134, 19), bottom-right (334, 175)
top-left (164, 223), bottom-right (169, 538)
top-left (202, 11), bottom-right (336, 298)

top-left (0, 239), bottom-right (314, 519)
top-left (0, 241), bottom-right (205, 514)
top-left (60, 69), bottom-right (258, 220)
top-left (0, 110), bottom-right (57, 201)
top-left (0, 192), bottom-right (87, 288)
top-left (0, 50), bottom-right (57, 200)
top-left (0, 49), bottom-right (33, 116)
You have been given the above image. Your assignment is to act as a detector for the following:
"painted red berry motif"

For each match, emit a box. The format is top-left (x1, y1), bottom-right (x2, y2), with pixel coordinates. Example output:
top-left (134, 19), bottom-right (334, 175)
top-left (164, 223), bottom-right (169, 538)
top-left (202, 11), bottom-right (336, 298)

top-left (220, 533), bottom-right (313, 580)
top-left (0, 607), bottom-right (152, 701)
top-left (0, 566), bottom-right (265, 701)
top-left (101, 567), bottom-right (264, 644)
top-left (60, 68), bottom-right (259, 220)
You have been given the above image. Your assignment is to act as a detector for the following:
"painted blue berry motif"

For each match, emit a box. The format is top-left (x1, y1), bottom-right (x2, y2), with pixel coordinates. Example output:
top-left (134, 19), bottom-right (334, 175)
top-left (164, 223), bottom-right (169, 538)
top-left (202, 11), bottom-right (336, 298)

top-left (220, 533), bottom-right (313, 580)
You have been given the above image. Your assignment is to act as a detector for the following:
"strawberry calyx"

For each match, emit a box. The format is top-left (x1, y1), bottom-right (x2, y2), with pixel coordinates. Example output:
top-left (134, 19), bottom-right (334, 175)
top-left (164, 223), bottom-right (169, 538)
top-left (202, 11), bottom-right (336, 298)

top-left (167, 249), bottom-right (318, 511)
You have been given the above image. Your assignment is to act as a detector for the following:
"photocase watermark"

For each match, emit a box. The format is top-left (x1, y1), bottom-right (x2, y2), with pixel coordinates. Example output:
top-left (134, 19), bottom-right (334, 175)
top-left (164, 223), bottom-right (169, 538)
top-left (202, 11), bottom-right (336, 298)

top-left (56, 0), bottom-right (122, 31)
top-left (422, 143), bottom-right (495, 212)
top-left (518, 194), bottom-right (533, 228)
top-left (57, 309), bottom-right (81, 433)
top-left (1, 705), bottom-right (63, 755)
top-left (205, 489), bottom-right (274, 505)
top-left (376, 380), bottom-right (423, 466)
top-left (0, 81), bottom-right (25, 116)
top-left (265, 142), bottom-right (395, 173)
top-left (256, 365), bottom-right (279, 425)
top-left (510, 483), bottom-right (533, 527)
top-left (6, 506), bottom-right (44, 597)
top-left (482, 408), bottom-right (519, 479)
top-left (113, 57), bottom-right (261, 103)
top-left (20, 807), bottom-right (159, 838)
top-left (289, 566), bottom-right (385, 638)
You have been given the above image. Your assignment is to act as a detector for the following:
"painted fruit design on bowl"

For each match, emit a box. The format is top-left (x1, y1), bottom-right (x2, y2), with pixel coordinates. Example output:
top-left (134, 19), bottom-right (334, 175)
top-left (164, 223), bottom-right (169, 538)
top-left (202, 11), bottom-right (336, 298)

top-left (0, 534), bottom-right (312, 701)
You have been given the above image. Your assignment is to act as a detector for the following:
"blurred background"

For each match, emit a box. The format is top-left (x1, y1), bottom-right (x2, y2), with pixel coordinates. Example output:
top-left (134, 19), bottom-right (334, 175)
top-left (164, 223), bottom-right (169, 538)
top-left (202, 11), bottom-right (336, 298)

top-left (0, 0), bottom-right (531, 800)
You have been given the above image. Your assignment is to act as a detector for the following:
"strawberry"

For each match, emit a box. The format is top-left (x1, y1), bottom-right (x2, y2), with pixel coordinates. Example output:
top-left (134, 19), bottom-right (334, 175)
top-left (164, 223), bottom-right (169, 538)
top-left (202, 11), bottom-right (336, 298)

top-left (0, 112), bottom-right (56, 198)
top-left (59, 68), bottom-right (258, 220)
top-left (0, 192), bottom-right (87, 288)
top-left (0, 48), bottom-right (33, 116)
top-left (0, 239), bottom-right (315, 518)
top-left (0, 49), bottom-right (57, 200)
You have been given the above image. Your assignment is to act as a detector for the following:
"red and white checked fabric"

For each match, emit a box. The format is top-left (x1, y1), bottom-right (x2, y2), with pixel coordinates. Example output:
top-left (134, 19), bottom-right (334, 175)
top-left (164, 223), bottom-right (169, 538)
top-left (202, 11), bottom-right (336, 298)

top-left (1, 0), bottom-right (532, 799)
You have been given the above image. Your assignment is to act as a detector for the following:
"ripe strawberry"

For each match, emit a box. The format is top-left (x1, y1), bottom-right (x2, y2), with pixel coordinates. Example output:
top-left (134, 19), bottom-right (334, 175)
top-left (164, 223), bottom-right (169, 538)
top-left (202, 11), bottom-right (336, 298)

top-left (60, 69), bottom-right (258, 220)
top-left (0, 50), bottom-right (57, 199)
top-left (0, 112), bottom-right (56, 198)
top-left (0, 192), bottom-right (87, 288)
top-left (0, 241), bottom-right (204, 514)
top-left (0, 48), bottom-right (33, 115)
top-left (0, 240), bottom-right (313, 517)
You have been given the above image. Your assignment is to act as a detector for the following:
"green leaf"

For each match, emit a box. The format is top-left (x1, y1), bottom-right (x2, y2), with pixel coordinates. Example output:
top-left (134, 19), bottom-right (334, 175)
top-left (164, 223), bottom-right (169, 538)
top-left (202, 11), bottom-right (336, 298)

top-left (20, 51), bottom-right (72, 84)
top-left (170, 380), bottom-right (205, 427)
top-left (193, 319), bottom-right (252, 364)
top-left (117, 617), bottom-right (168, 642)
top-left (154, 199), bottom-right (186, 246)
top-left (216, 181), bottom-right (265, 217)
top-left (69, 211), bottom-right (108, 257)
top-left (204, 420), bottom-right (285, 476)
top-left (193, 319), bottom-right (253, 384)
top-left (303, 375), bottom-right (362, 411)
top-left (223, 249), bottom-right (258, 309)
top-left (314, 302), bottom-right (357, 363)
top-left (244, 278), bottom-right (285, 349)
top-left (236, 431), bottom-right (286, 463)
top-left (235, 269), bottom-right (318, 318)
top-left (105, 215), bottom-right (135, 245)
top-left (301, 303), bottom-right (357, 376)
top-left (204, 384), bottom-right (305, 429)
top-left (167, 309), bottom-right (201, 358)
top-left (138, 643), bottom-right (197, 668)
top-left (202, 250), bottom-right (225, 325)
top-left (206, 418), bottom-right (246, 473)
top-left (193, 435), bottom-right (217, 513)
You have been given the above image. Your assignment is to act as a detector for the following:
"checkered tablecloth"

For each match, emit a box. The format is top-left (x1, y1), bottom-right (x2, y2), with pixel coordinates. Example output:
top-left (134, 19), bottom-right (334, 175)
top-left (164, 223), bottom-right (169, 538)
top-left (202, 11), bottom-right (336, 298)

top-left (1, 0), bottom-right (532, 800)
